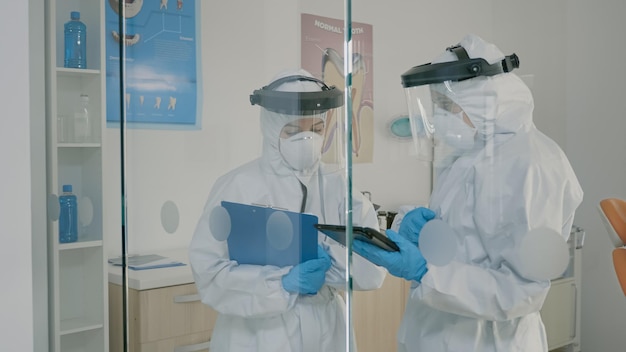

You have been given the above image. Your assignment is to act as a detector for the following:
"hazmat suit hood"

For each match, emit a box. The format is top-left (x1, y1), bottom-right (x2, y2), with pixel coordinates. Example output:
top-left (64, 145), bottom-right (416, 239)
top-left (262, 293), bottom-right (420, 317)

top-left (189, 69), bottom-right (386, 352)
top-left (258, 69), bottom-right (333, 179)
top-left (431, 34), bottom-right (534, 144)
top-left (395, 34), bottom-right (583, 352)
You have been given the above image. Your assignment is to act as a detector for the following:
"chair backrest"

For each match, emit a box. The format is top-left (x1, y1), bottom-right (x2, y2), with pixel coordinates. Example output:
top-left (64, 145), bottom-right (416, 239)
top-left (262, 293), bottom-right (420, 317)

top-left (598, 198), bottom-right (626, 247)
top-left (598, 198), bottom-right (626, 296)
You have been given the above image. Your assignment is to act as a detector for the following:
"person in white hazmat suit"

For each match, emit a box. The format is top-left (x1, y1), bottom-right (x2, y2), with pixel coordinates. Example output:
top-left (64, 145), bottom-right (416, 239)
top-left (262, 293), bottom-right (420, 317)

top-left (189, 69), bottom-right (386, 352)
top-left (353, 34), bottom-right (583, 351)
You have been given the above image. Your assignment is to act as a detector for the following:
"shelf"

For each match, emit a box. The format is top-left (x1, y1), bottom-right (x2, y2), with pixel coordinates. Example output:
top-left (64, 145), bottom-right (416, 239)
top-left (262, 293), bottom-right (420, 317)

top-left (47, 0), bottom-right (107, 351)
top-left (59, 239), bottom-right (103, 251)
top-left (60, 317), bottom-right (104, 335)
top-left (58, 143), bottom-right (102, 148)
top-left (60, 326), bottom-right (105, 352)
top-left (56, 67), bottom-right (101, 76)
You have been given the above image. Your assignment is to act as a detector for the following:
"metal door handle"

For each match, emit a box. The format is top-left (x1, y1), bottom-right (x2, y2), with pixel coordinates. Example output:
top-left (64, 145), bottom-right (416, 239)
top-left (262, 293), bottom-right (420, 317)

top-left (173, 293), bottom-right (200, 303)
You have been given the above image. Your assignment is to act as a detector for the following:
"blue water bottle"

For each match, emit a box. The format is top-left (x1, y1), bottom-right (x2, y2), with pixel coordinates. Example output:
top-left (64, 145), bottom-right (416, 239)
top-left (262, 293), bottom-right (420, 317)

top-left (59, 184), bottom-right (78, 243)
top-left (64, 11), bottom-right (87, 68)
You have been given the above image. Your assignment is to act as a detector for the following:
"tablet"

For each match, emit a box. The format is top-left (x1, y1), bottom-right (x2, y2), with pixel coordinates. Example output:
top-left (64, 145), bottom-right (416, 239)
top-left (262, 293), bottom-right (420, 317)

top-left (314, 224), bottom-right (399, 252)
top-left (220, 201), bottom-right (319, 267)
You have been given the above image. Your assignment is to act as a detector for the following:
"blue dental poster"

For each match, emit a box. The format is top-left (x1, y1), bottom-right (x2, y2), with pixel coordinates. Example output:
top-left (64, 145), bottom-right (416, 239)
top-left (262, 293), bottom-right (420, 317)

top-left (105, 0), bottom-right (200, 129)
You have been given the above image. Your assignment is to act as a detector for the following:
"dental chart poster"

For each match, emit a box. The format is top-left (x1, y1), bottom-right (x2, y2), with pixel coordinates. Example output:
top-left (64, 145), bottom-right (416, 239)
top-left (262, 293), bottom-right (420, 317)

top-left (105, 0), bottom-right (200, 129)
top-left (301, 13), bottom-right (374, 163)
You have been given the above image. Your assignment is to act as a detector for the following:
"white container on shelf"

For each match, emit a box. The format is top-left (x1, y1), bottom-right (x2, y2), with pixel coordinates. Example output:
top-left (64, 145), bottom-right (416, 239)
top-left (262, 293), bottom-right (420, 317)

top-left (74, 94), bottom-right (91, 142)
top-left (57, 114), bottom-right (73, 143)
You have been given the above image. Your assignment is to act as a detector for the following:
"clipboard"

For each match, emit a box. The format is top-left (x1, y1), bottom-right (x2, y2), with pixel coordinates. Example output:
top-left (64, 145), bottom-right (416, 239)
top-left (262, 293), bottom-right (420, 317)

top-left (314, 224), bottom-right (400, 252)
top-left (221, 201), bottom-right (319, 267)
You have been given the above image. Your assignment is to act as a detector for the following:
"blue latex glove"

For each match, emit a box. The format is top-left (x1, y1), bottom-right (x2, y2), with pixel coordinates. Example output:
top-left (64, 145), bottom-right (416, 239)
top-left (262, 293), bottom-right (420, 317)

top-left (281, 245), bottom-right (332, 295)
top-left (353, 229), bottom-right (428, 282)
top-left (399, 207), bottom-right (436, 245)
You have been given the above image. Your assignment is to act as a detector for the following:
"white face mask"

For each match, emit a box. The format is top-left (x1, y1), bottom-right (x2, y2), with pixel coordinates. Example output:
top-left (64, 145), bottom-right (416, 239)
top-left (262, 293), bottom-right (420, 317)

top-left (279, 131), bottom-right (324, 171)
top-left (433, 108), bottom-right (477, 151)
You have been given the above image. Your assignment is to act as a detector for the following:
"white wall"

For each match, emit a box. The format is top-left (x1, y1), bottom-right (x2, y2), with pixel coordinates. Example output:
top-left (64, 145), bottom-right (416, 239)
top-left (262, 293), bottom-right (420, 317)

top-left (29, 1), bottom-right (49, 351)
top-left (487, 2), bottom-right (626, 350)
top-left (103, 0), bottom-right (305, 256)
top-left (0, 1), bottom-right (35, 351)
top-left (348, 1), bottom-right (496, 210)
top-left (103, 0), bottom-right (498, 255)
top-left (489, 2), bottom-right (626, 350)
top-left (492, 0), bottom-right (569, 148)
top-left (566, 2), bottom-right (626, 351)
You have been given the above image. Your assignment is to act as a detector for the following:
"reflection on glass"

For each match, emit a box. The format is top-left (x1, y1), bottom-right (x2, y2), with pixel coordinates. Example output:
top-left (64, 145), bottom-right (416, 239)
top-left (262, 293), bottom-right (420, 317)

top-left (188, 69), bottom-right (384, 351)
top-left (365, 33), bottom-right (583, 351)
top-left (38, 0), bottom-right (615, 351)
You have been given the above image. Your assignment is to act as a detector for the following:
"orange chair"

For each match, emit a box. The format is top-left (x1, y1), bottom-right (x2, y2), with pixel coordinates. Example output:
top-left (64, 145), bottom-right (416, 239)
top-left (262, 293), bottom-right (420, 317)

top-left (598, 198), bottom-right (626, 295)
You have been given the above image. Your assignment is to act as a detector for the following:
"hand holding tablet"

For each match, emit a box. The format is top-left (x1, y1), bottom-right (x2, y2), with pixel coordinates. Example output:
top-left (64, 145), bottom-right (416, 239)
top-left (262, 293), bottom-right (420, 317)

top-left (314, 224), bottom-right (399, 251)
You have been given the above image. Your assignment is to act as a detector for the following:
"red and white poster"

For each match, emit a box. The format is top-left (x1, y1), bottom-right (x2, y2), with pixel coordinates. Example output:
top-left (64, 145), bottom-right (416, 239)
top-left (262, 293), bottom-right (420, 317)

top-left (301, 13), bottom-right (374, 163)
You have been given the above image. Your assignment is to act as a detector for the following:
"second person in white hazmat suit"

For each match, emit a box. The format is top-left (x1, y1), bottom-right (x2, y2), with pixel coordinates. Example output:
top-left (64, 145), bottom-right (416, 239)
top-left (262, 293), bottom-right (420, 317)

top-left (189, 69), bottom-right (386, 352)
top-left (353, 34), bottom-right (583, 351)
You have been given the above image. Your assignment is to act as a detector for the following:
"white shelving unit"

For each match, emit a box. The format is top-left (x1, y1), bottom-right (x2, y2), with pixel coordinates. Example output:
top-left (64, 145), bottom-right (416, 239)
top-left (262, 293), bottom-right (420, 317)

top-left (45, 0), bottom-right (107, 351)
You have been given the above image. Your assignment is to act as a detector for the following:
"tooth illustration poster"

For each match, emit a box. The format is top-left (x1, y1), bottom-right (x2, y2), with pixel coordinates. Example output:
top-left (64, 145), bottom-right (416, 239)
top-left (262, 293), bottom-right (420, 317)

top-left (105, 0), bottom-right (200, 128)
top-left (301, 13), bottom-right (374, 163)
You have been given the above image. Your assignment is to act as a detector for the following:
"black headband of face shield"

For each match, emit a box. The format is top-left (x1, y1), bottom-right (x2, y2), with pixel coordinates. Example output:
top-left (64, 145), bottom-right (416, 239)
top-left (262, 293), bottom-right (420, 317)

top-left (400, 45), bottom-right (520, 88)
top-left (249, 75), bottom-right (344, 115)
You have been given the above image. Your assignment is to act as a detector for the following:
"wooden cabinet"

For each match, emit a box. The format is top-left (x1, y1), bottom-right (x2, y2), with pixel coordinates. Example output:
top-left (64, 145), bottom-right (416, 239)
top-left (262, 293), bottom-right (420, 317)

top-left (353, 275), bottom-right (411, 352)
top-left (106, 231), bottom-right (583, 352)
top-left (109, 283), bottom-right (218, 352)
top-left (108, 249), bottom-right (218, 351)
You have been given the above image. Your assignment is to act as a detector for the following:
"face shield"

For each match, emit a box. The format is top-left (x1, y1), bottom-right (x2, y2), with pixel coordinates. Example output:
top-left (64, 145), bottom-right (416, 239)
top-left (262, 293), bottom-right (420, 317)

top-left (401, 45), bottom-right (519, 171)
top-left (250, 74), bottom-right (345, 177)
top-left (322, 48), bottom-right (367, 160)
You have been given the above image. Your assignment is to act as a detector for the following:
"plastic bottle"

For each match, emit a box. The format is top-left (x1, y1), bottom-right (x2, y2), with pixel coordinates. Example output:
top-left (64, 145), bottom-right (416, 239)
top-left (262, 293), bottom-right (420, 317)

top-left (59, 185), bottom-right (78, 243)
top-left (74, 94), bottom-right (91, 142)
top-left (64, 11), bottom-right (87, 69)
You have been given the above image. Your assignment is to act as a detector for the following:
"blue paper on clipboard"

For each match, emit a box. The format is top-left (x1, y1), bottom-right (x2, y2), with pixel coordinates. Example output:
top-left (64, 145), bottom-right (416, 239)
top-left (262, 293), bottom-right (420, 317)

top-left (221, 201), bottom-right (319, 267)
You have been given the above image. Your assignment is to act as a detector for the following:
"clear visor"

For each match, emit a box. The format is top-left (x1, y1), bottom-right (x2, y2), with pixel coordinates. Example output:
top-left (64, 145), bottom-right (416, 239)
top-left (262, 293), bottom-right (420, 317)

top-left (319, 105), bottom-right (346, 173)
top-left (404, 84), bottom-right (435, 162)
top-left (404, 81), bottom-right (487, 173)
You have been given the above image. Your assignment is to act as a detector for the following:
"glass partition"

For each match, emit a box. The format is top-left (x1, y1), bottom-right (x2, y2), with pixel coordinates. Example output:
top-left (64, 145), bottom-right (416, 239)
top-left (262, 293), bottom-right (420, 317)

top-left (107, 1), bottom-right (376, 351)
top-left (45, 1), bottom-right (594, 351)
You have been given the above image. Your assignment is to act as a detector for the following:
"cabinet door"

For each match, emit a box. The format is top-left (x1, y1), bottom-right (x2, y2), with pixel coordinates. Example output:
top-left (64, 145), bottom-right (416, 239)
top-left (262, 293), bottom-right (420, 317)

top-left (137, 283), bottom-right (218, 343)
top-left (109, 283), bottom-right (218, 351)
top-left (353, 275), bottom-right (410, 352)
top-left (541, 278), bottom-right (577, 349)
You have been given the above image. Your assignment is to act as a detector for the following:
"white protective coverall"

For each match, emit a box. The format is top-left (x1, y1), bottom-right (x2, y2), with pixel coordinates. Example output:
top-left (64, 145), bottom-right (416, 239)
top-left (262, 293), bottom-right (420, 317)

top-left (189, 71), bottom-right (386, 352)
top-left (397, 35), bottom-right (584, 351)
